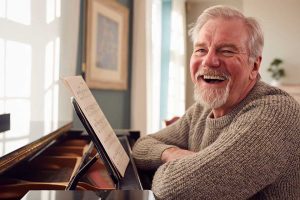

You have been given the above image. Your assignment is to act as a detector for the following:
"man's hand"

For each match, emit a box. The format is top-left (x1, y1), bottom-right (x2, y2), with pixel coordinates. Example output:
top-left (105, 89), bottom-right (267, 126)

top-left (161, 147), bottom-right (195, 163)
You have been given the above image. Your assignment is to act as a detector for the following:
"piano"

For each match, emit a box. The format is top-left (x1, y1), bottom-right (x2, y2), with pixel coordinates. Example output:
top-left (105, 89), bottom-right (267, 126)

top-left (0, 120), bottom-right (143, 199)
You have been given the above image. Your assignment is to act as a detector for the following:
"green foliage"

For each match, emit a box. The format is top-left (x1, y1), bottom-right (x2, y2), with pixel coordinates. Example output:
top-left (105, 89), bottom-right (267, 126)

top-left (267, 58), bottom-right (285, 80)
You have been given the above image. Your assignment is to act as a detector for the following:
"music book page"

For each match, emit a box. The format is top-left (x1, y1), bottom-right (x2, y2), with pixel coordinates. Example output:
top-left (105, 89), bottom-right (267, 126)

top-left (63, 76), bottom-right (129, 177)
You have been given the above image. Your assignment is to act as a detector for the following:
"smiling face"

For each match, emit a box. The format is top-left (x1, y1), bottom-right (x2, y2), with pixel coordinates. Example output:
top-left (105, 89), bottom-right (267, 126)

top-left (190, 17), bottom-right (261, 117)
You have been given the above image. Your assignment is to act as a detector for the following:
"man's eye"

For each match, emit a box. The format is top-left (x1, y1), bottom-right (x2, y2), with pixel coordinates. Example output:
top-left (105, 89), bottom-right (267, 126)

top-left (220, 50), bottom-right (235, 57)
top-left (195, 48), bottom-right (207, 55)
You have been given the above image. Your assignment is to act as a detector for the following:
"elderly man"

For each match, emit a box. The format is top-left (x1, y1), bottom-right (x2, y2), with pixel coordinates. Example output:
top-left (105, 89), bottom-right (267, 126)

top-left (132, 5), bottom-right (300, 200)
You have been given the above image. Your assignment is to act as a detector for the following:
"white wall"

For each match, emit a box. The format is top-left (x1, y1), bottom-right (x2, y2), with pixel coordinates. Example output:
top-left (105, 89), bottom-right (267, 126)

top-left (30, 0), bottom-right (80, 122)
top-left (131, 0), bottom-right (149, 135)
top-left (58, 0), bottom-right (81, 121)
top-left (0, 0), bottom-right (79, 127)
top-left (243, 0), bottom-right (300, 84)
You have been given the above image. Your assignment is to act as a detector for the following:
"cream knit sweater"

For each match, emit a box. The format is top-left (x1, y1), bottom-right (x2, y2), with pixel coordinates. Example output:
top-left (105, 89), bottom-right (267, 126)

top-left (132, 81), bottom-right (300, 199)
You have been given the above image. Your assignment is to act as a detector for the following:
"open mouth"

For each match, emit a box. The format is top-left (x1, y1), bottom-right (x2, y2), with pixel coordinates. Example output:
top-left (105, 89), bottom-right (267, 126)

top-left (199, 75), bottom-right (228, 84)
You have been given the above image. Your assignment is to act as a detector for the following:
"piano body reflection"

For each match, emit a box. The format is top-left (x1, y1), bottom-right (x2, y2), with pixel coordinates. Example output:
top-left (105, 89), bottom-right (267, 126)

top-left (0, 121), bottom-right (142, 199)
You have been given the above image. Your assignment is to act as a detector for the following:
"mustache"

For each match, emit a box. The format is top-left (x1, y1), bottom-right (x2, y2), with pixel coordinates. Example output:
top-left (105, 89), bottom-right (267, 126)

top-left (195, 67), bottom-right (230, 81)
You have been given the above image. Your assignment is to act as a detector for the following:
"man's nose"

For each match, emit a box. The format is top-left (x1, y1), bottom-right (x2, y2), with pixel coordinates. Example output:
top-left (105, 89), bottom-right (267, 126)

top-left (202, 50), bottom-right (220, 67)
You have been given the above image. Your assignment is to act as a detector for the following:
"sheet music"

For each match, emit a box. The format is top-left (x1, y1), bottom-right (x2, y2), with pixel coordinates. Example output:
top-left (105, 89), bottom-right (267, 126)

top-left (63, 76), bottom-right (129, 177)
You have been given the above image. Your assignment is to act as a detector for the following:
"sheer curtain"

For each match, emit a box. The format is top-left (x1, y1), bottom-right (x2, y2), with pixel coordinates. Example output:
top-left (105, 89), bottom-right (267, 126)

top-left (131, 0), bottom-right (187, 135)
top-left (150, 0), bottom-right (186, 132)
top-left (166, 0), bottom-right (186, 121)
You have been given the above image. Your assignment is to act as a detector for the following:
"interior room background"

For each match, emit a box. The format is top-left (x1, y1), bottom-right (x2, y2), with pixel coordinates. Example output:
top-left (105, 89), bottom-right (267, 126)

top-left (1, 0), bottom-right (300, 156)
top-left (132, 0), bottom-right (300, 136)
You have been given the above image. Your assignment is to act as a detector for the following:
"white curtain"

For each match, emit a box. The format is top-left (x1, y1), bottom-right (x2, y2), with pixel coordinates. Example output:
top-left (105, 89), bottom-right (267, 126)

top-left (167, 0), bottom-right (187, 120)
top-left (131, 0), bottom-right (187, 135)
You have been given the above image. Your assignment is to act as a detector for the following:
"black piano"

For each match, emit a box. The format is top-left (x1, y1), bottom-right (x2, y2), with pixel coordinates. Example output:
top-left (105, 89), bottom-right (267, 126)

top-left (0, 119), bottom-right (145, 200)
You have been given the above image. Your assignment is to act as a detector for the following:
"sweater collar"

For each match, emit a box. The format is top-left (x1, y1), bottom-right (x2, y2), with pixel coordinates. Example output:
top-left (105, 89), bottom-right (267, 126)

top-left (205, 80), bottom-right (266, 129)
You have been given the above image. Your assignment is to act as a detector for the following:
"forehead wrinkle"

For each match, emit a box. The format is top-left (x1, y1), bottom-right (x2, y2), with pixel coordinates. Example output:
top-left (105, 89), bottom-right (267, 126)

top-left (194, 20), bottom-right (217, 46)
top-left (194, 42), bottom-right (206, 48)
top-left (198, 18), bottom-right (249, 49)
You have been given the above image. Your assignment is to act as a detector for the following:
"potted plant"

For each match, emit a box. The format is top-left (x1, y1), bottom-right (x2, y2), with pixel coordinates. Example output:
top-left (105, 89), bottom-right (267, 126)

top-left (267, 58), bottom-right (285, 85)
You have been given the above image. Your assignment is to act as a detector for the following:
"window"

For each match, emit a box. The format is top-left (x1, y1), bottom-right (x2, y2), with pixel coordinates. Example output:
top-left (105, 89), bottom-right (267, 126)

top-left (148, 0), bottom-right (186, 133)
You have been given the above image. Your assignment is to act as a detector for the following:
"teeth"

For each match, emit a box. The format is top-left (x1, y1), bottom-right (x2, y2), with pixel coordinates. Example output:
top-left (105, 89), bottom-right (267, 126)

top-left (203, 75), bottom-right (226, 80)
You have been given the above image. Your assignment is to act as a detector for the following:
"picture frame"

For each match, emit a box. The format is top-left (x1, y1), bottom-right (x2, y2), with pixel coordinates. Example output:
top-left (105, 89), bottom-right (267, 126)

top-left (85, 0), bottom-right (129, 90)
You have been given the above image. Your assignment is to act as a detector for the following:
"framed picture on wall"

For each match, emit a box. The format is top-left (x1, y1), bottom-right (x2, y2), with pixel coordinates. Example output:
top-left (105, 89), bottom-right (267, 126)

top-left (85, 0), bottom-right (129, 90)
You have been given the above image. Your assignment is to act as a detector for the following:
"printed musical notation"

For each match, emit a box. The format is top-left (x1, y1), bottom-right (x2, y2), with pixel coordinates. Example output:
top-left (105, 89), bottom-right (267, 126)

top-left (75, 83), bottom-right (91, 101)
top-left (63, 76), bottom-right (129, 177)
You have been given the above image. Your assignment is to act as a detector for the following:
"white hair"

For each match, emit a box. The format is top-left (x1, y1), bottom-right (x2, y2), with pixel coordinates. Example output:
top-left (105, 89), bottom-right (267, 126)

top-left (188, 5), bottom-right (264, 63)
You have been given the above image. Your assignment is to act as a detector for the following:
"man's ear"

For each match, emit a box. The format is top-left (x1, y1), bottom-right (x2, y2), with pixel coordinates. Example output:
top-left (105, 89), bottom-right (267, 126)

top-left (250, 56), bottom-right (262, 80)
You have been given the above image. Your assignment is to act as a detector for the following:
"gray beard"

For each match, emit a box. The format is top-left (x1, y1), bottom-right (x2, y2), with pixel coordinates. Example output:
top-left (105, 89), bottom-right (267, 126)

top-left (193, 81), bottom-right (231, 109)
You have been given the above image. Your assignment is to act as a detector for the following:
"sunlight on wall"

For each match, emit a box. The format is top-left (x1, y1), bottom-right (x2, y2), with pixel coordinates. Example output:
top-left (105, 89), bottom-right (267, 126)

top-left (0, 0), bottom-right (5, 18)
top-left (0, 40), bottom-right (32, 130)
top-left (0, 0), bottom-right (66, 158)
top-left (44, 84), bottom-right (59, 134)
top-left (0, 41), bottom-right (3, 155)
top-left (0, 39), bottom-right (31, 155)
top-left (46, 0), bottom-right (61, 24)
top-left (0, 39), bottom-right (4, 99)
top-left (6, 0), bottom-right (31, 25)
top-left (5, 99), bottom-right (30, 138)
top-left (6, 40), bottom-right (31, 97)
top-left (45, 41), bottom-right (54, 90)
top-left (44, 38), bottom-right (60, 133)
top-left (0, 101), bottom-right (3, 115)
top-left (56, 0), bottom-right (61, 18)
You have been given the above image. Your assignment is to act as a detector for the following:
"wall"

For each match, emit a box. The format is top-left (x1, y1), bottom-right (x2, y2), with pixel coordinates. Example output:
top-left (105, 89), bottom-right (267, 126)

top-left (73, 0), bottom-right (133, 129)
top-left (0, 0), bottom-right (80, 123)
top-left (185, 0), bottom-right (300, 108)
top-left (59, 0), bottom-right (81, 121)
top-left (243, 0), bottom-right (300, 84)
top-left (130, 0), bottom-right (148, 135)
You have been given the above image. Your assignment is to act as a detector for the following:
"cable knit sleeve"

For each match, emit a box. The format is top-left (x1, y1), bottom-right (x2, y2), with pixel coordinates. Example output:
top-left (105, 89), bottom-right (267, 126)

top-left (151, 96), bottom-right (300, 199)
top-left (132, 104), bottom-right (199, 170)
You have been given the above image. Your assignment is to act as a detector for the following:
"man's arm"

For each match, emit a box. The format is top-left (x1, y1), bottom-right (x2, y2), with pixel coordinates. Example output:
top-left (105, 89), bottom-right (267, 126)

top-left (132, 104), bottom-right (199, 170)
top-left (161, 147), bottom-right (195, 163)
top-left (132, 118), bottom-right (190, 170)
top-left (152, 100), bottom-right (300, 199)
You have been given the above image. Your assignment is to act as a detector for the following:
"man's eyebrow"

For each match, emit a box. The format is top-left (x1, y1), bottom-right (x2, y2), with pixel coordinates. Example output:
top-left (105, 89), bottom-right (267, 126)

top-left (193, 42), bottom-right (206, 48)
top-left (194, 42), bottom-right (242, 50)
